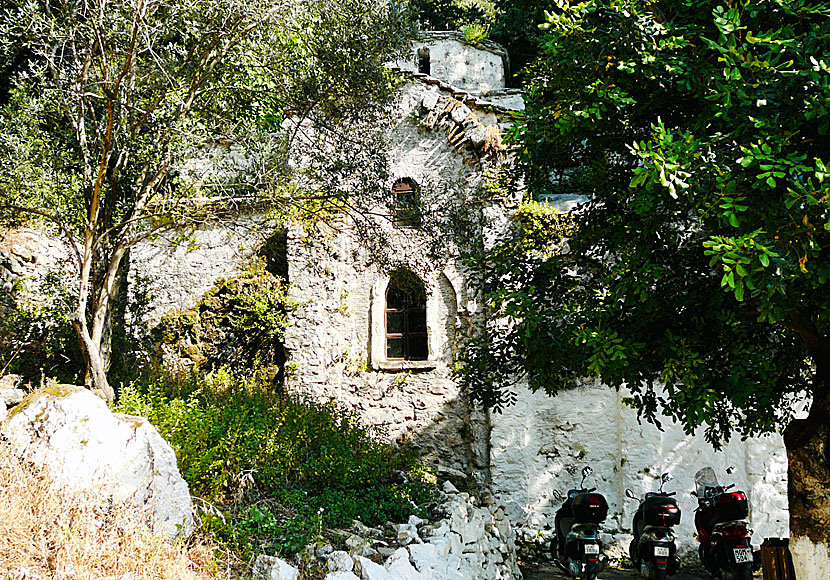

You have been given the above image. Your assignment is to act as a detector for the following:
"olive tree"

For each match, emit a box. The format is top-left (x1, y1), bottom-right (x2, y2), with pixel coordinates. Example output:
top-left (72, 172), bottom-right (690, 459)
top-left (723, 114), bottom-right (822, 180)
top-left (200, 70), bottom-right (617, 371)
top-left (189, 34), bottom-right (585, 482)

top-left (0, 0), bottom-right (412, 399)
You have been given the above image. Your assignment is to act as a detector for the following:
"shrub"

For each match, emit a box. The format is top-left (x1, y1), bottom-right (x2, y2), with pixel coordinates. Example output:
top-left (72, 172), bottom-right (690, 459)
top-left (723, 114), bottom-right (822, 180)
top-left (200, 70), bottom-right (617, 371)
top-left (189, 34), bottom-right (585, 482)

top-left (152, 265), bottom-right (293, 376)
top-left (115, 369), bottom-right (434, 557)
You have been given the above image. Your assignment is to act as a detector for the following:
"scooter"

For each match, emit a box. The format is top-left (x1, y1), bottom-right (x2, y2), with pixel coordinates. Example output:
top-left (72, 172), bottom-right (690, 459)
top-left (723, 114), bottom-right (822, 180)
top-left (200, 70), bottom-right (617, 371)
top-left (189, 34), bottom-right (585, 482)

top-left (691, 466), bottom-right (760, 580)
top-left (626, 472), bottom-right (682, 580)
top-left (551, 466), bottom-right (609, 580)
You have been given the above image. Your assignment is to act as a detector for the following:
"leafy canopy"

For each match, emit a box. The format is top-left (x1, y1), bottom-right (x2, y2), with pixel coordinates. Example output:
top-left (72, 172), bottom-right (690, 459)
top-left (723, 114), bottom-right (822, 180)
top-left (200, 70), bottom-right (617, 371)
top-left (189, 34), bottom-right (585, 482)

top-left (459, 0), bottom-right (830, 445)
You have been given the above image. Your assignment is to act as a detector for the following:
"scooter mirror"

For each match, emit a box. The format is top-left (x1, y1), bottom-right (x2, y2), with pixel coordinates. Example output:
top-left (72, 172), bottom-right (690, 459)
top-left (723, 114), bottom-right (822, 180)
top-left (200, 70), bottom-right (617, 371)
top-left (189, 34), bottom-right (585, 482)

top-left (625, 489), bottom-right (637, 500)
top-left (580, 466), bottom-right (593, 488)
top-left (661, 472), bottom-right (673, 483)
top-left (690, 491), bottom-right (698, 498)
top-left (726, 465), bottom-right (736, 475)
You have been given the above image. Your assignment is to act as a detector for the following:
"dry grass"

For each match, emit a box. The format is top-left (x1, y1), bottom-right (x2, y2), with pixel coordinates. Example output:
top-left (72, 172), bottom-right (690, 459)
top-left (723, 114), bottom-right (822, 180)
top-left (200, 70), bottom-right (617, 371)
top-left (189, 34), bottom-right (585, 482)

top-left (0, 440), bottom-right (218, 580)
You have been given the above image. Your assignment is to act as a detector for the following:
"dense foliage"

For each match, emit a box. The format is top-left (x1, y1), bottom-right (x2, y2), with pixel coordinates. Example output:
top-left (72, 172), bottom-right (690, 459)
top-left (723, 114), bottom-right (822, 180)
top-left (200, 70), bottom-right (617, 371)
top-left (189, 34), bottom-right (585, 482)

top-left (153, 264), bottom-right (293, 377)
top-left (115, 369), bottom-right (432, 557)
top-left (0, 0), bottom-right (413, 398)
top-left (459, 0), bottom-right (830, 447)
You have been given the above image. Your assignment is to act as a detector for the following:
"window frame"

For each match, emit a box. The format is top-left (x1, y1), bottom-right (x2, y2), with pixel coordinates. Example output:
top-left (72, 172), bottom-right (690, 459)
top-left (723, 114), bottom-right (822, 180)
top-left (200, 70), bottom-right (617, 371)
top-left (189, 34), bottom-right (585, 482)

top-left (384, 274), bottom-right (428, 361)
top-left (391, 178), bottom-right (422, 227)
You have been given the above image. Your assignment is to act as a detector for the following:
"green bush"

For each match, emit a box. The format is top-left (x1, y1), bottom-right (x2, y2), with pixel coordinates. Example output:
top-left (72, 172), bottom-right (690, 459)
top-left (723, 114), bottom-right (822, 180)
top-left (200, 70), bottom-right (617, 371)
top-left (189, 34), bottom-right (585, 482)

top-left (0, 271), bottom-right (83, 385)
top-left (115, 369), bottom-right (433, 557)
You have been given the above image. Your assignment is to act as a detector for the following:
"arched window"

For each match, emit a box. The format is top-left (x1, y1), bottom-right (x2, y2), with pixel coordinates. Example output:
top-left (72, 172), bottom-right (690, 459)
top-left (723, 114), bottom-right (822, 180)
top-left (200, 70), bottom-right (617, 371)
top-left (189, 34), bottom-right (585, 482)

top-left (392, 178), bottom-right (421, 227)
top-left (417, 47), bottom-right (430, 75)
top-left (385, 270), bottom-right (428, 360)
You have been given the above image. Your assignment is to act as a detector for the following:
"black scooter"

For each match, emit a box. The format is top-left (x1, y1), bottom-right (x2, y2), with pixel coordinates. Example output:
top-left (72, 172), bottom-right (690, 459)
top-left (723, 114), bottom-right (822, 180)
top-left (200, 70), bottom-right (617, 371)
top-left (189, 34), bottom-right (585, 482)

top-left (626, 472), bottom-right (682, 580)
top-left (692, 466), bottom-right (760, 580)
top-left (552, 466), bottom-right (609, 580)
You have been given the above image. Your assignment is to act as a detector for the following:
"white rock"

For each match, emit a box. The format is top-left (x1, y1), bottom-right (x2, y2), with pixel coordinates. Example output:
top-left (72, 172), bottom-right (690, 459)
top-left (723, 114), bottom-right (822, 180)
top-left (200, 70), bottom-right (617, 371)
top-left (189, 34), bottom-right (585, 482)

top-left (408, 514), bottom-right (425, 527)
top-left (2, 385), bottom-right (193, 538)
top-left (354, 556), bottom-right (393, 580)
top-left (384, 547), bottom-right (424, 580)
top-left (0, 388), bottom-right (25, 406)
top-left (408, 543), bottom-right (440, 571)
top-left (442, 480), bottom-right (459, 494)
top-left (328, 550), bottom-right (354, 572)
top-left (398, 527), bottom-right (422, 545)
top-left (345, 534), bottom-right (376, 556)
top-left (253, 555), bottom-right (300, 580)
top-left (424, 536), bottom-right (452, 559)
top-left (446, 531), bottom-right (464, 556)
top-left (324, 573), bottom-right (360, 580)
top-left (453, 520), bottom-right (483, 545)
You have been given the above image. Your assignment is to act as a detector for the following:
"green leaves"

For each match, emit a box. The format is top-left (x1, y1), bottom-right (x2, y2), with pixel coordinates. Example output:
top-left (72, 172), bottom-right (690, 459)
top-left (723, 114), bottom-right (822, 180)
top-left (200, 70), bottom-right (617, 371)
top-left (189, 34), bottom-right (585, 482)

top-left (458, 0), bottom-right (830, 447)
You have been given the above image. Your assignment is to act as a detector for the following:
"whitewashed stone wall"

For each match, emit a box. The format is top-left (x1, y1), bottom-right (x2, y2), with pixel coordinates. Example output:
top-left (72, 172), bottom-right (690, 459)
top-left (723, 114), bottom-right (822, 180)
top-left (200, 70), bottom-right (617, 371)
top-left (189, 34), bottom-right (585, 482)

top-left (128, 215), bottom-right (269, 325)
top-left (393, 32), bottom-right (508, 94)
top-left (283, 210), bottom-right (484, 478)
top-left (490, 380), bottom-right (789, 557)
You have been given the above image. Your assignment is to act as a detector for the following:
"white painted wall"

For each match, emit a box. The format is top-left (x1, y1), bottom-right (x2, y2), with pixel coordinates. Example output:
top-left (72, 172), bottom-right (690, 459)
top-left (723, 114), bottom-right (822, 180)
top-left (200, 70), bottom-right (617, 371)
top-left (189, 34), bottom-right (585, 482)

top-left (490, 380), bottom-right (789, 556)
top-left (394, 38), bottom-right (506, 94)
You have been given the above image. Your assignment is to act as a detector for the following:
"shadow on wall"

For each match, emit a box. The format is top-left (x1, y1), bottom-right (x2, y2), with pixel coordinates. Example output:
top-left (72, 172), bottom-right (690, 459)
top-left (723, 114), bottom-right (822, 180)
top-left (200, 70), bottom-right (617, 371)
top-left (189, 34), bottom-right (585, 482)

top-left (391, 381), bottom-right (489, 489)
top-left (487, 381), bottom-right (790, 557)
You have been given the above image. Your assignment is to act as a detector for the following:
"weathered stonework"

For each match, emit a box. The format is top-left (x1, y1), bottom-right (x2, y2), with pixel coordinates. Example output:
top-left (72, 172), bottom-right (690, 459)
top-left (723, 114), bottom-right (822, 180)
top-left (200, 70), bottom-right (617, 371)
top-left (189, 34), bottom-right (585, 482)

top-left (488, 381), bottom-right (790, 559)
top-left (393, 32), bottom-right (509, 94)
top-left (5, 33), bottom-right (793, 567)
top-left (128, 215), bottom-right (270, 325)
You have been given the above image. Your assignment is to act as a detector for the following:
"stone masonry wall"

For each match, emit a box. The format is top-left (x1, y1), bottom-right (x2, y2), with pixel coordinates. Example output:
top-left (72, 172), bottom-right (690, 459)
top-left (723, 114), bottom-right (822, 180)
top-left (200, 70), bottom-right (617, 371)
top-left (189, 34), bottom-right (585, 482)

top-left (393, 32), bottom-right (507, 94)
top-left (490, 380), bottom-right (790, 559)
top-left (128, 215), bottom-right (269, 325)
top-left (283, 219), bottom-right (484, 479)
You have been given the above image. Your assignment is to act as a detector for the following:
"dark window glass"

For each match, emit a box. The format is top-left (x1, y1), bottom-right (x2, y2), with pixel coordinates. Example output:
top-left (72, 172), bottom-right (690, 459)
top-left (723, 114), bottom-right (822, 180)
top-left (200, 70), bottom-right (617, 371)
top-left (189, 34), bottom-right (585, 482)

top-left (417, 48), bottom-right (430, 75)
top-left (410, 310), bottom-right (427, 333)
top-left (408, 335), bottom-right (428, 360)
top-left (386, 311), bottom-right (404, 334)
top-left (386, 287), bottom-right (405, 310)
top-left (392, 178), bottom-right (421, 227)
top-left (385, 269), bottom-right (428, 361)
top-left (387, 337), bottom-right (404, 359)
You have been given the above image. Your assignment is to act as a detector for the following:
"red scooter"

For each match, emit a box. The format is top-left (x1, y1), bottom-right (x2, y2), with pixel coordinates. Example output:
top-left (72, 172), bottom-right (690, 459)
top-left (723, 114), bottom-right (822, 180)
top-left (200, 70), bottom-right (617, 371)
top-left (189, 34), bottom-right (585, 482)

top-left (691, 467), bottom-right (760, 580)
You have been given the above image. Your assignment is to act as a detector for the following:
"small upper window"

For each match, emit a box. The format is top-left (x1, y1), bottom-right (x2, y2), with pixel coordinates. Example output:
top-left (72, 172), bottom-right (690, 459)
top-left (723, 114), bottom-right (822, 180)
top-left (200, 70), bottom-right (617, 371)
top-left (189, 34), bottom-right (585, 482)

top-left (392, 178), bottom-right (421, 227)
top-left (385, 269), bottom-right (428, 361)
top-left (417, 47), bottom-right (430, 75)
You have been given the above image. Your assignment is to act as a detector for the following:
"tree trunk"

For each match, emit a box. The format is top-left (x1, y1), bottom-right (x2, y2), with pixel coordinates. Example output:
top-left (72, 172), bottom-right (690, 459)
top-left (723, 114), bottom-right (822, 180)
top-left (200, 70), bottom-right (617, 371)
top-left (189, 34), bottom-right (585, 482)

top-left (75, 321), bottom-right (115, 402)
top-left (787, 422), bottom-right (830, 579)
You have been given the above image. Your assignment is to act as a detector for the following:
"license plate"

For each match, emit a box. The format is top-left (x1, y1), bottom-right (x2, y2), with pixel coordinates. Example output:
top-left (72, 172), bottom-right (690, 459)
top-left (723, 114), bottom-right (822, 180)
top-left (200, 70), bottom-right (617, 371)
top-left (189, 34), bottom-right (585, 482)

top-left (734, 547), bottom-right (752, 563)
top-left (654, 546), bottom-right (670, 557)
top-left (583, 543), bottom-right (599, 555)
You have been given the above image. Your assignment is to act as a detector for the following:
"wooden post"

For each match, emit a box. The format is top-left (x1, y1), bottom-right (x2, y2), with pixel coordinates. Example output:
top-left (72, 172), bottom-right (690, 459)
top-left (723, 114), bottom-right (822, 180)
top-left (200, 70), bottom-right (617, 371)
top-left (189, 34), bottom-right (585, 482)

top-left (762, 538), bottom-right (796, 580)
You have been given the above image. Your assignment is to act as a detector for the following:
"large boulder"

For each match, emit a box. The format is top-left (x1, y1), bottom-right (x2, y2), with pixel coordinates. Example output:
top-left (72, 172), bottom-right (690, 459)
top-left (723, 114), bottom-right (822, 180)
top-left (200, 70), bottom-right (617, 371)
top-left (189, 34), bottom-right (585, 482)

top-left (1, 384), bottom-right (193, 538)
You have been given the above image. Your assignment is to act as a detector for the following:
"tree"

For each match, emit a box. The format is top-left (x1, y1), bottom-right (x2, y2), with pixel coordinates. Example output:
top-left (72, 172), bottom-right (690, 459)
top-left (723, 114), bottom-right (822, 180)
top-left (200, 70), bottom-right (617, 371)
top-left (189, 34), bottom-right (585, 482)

top-left (0, 0), bottom-right (413, 399)
top-left (457, 0), bottom-right (830, 574)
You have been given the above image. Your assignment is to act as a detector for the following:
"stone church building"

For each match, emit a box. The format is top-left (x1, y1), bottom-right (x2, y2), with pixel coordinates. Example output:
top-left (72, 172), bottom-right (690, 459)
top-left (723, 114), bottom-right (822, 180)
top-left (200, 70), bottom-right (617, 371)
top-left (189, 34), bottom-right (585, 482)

top-left (128, 33), bottom-right (789, 554)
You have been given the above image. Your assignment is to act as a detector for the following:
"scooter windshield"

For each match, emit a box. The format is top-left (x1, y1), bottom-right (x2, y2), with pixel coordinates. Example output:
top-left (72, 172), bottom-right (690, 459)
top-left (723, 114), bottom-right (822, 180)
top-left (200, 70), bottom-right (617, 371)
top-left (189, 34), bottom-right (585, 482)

top-left (694, 467), bottom-right (719, 497)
